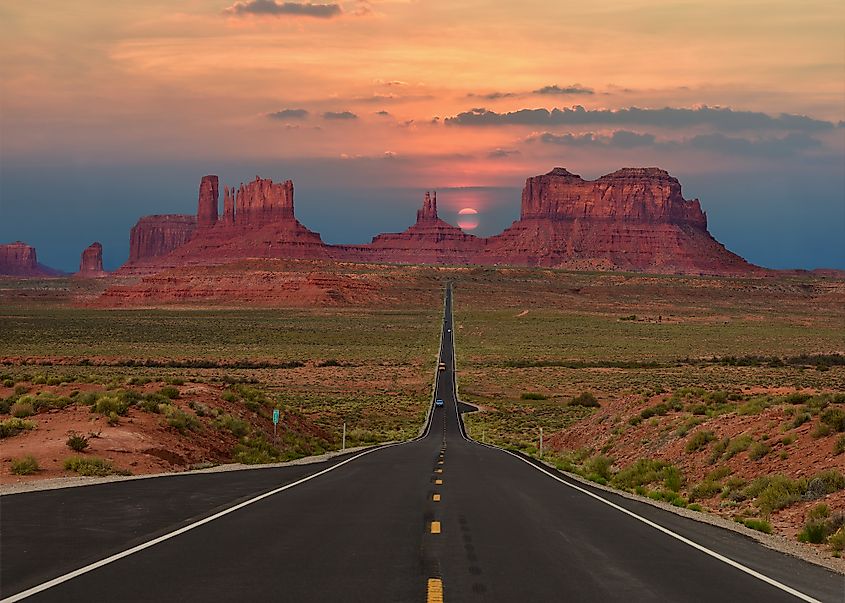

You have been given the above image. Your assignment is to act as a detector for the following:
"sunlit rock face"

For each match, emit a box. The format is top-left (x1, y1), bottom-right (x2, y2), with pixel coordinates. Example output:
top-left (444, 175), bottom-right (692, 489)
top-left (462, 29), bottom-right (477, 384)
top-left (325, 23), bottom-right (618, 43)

top-left (481, 167), bottom-right (756, 275)
top-left (119, 168), bottom-right (759, 277)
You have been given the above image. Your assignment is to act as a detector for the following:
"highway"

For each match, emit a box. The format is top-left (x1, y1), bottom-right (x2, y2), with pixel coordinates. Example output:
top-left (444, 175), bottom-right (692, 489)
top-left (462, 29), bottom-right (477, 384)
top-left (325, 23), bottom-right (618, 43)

top-left (1, 285), bottom-right (843, 602)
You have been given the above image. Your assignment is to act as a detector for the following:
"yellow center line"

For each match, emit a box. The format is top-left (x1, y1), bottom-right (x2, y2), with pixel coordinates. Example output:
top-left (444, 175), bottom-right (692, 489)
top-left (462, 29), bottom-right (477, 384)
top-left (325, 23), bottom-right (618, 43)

top-left (430, 521), bottom-right (441, 534)
top-left (435, 479), bottom-right (443, 485)
top-left (427, 578), bottom-right (444, 603)
top-left (438, 460), bottom-right (444, 465)
top-left (433, 494), bottom-right (441, 502)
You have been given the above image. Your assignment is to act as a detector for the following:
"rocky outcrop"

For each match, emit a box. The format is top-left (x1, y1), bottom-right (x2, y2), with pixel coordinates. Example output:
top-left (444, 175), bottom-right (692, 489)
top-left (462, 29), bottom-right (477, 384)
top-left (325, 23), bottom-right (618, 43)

top-left (520, 167), bottom-right (707, 227)
top-left (196, 175), bottom-right (219, 230)
top-left (335, 191), bottom-right (483, 264)
top-left (482, 167), bottom-right (756, 275)
top-left (128, 215), bottom-right (197, 264)
top-left (232, 177), bottom-right (295, 226)
top-left (0, 242), bottom-right (61, 276)
top-left (118, 167), bottom-right (759, 281)
top-left (76, 242), bottom-right (107, 277)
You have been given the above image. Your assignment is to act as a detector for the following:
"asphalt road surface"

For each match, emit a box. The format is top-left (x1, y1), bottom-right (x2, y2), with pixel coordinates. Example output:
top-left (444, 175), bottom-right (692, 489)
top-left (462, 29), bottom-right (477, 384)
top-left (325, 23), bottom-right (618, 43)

top-left (2, 286), bottom-right (843, 602)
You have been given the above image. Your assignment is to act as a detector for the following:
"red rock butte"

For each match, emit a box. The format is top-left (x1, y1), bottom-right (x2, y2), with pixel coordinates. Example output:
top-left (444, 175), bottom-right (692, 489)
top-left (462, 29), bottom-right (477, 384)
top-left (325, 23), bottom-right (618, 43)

top-left (122, 167), bottom-right (759, 276)
top-left (76, 241), bottom-right (108, 278)
top-left (0, 241), bottom-right (62, 277)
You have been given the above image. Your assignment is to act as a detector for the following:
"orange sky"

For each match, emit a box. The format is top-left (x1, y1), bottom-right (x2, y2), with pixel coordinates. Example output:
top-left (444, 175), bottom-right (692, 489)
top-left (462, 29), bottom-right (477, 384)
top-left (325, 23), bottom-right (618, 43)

top-left (1, 0), bottom-right (843, 187)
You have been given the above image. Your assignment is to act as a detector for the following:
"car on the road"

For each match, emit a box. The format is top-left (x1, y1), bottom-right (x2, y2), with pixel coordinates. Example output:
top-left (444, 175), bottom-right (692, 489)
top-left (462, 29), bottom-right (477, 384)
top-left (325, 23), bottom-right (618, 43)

top-left (435, 399), bottom-right (444, 407)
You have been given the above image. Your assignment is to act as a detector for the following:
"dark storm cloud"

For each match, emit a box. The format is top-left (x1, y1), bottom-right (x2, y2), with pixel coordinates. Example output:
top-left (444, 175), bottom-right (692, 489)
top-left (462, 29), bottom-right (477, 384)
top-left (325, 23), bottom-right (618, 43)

top-left (267, 108), bottom-right (309, 120)
top-left (533, 130), bottom-right (824, 157)
top-left (532, 85), bottom-right (594, 95)
top-left (445, 106), bottom-right (835, 132)
top-left (323, 110), bottom-right (358, 120)
top-left (225, 0), bottom-right (342, 18)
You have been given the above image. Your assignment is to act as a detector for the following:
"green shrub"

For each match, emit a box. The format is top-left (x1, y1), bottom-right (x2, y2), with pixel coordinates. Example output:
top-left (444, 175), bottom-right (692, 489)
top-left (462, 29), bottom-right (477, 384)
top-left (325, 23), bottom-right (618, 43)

top-left (11, 455), bottom-right (39, 475)
top-left (805, 470), bottom-right (845, 497)
top-left (2, 378), bottom-right (14, 388)
top-left (31, 393), bottom-right (73, 411)
top-left (738, 396), bottom-right (773, 415)
top-left (749, 475), bottom-right (803, 514)
top-left (233, 436), bottom-right (281, 464)
top-left (569, 392), bottom-right (599, 407)
top-left (834, 435), bottom-right (845, 455)
top-left (829, 528), bottom-right (845, 552)
top-left (749, 441), bottom-right (771, 461)
top-left (663, 465), bottom-right (684, 492)
top-left (820, 408), bottom-right (845, 432)
top-left (10, 401), bottom-right (35, 418)
top-left (687, 503), bottom-right (703, 512)
top-left (585, 455), bottom-right (613, 480)
top-left (742, 518), bottom-right (772, 534)
top-left (790, 412), bottom-right (811, 429)
top-left (724, 435), bottom-right (753, 459)
top-left (221, 390), bottom-right (239, 403)
top-left (811, 422), bottom-right (833, 438)
top-left (92, 395), bottom-right (129, 416)
top-left (707, 466), bottom-right (732, 481)
top-left (520, 392), bottom-right (547, 400)
top-left (685, 430), bottom-right (716, 453)
top-left (611, 458), bottom-right (667, 490)
top-left (707, 437), bottom-right (731, 464)
top-left (215, 414), bottom-right (250, 437)
top-left (159, 385), bottom-right (180, 399)
top-left (63, 456), bottom-right (118, 476)
top-left (161, 405), bottom-right (200, 433)
top-left (0, 417), bottom-right (36, 438)
top-left (66, 433), bottom-right (90, 452)
top-left (689, 481), bottom-right (722, 501)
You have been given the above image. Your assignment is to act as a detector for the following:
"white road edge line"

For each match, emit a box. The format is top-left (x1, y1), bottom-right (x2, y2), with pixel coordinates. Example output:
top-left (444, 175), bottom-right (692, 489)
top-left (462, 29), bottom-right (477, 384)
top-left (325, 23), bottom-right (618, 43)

top-left (3, 303), bottom-right (450, 603)
top-left (1, 443), bottom-right (406, 603)
top-left (446, 288), bottom-right (821, 603)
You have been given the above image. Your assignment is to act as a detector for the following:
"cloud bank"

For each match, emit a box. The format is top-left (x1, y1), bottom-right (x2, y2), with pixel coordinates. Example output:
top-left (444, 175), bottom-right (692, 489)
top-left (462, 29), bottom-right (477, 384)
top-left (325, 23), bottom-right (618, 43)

top-left (445, 106), bottom-right (835, 131)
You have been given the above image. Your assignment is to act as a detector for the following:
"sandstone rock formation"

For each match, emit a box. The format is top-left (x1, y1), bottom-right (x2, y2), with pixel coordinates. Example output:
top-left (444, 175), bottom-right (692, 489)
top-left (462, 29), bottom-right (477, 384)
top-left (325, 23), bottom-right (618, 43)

top-left (128, 215), bottom-right (197, 264)
top-left (119, 167), bottom-right (758, 282)
top-left (482, 167), bottom-right (756, 275)
top-left (0, 242), bottom-right (61, 276)
top-left (196, 175), bottom-right (219, 230)
top-left (335, 191), bottom-right (483, 264)
top-left (131, 177), bottom-right (328, 268)
top-left (76, 242), bottom-right (107, 277)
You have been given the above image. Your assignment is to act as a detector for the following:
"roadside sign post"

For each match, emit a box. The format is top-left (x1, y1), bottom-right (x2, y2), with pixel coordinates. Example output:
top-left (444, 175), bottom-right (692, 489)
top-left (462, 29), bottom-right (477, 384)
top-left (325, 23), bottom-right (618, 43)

top-left (539, 427), bottom-right (543, 458)
top-left (342, 422), bottom-right (346, 452)
top-left (272, 408), bottom-right (280, 444)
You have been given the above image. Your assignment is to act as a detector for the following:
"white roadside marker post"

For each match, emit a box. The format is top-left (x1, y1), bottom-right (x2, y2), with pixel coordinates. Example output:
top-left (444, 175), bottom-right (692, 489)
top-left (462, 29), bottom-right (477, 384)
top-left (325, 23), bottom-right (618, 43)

top-left (539, 427), bottom-right (543, 458)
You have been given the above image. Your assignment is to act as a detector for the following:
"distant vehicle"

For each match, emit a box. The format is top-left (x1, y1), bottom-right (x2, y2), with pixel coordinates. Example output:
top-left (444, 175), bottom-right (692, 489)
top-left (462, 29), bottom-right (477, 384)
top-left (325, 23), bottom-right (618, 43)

top-left (438, 362), bottom-right (446, 371)
top-left (447, 329), bottom-right (451, 333)
top-left (435, 399), bottom-right (444, 407)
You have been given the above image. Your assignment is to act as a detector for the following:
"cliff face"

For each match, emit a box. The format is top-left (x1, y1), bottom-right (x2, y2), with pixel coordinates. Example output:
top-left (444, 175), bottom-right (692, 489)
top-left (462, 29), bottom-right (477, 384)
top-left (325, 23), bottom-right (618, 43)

top-left (196, 175), bottom-right (219, 230)
top-left (76, 242), bottom-right (107, 277)
top-left (0, 242), bottom-right (62, 276)
top-left (520, 167), bottom-right (707, 228)
top-left (128, 215), bottom-right (197, 263)
top-left (485, 167), bottom-right (754, 274)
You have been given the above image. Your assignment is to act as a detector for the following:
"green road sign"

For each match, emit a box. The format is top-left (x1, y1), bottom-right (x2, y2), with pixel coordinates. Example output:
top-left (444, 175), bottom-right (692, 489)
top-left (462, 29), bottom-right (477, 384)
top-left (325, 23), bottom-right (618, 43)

top-left (272, 409), bottom-right (280, 425)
